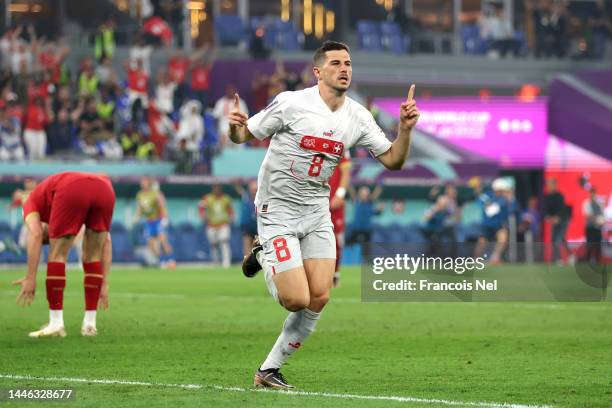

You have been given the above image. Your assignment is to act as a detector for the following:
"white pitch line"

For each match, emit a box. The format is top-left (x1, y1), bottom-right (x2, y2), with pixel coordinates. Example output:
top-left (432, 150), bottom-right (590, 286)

top-left (0, 373), bottom-right (552, 408)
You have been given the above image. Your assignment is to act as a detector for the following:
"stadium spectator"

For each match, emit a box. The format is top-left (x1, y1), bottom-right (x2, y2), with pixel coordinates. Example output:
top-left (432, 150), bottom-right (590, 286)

top-left (176, 100), bottom-right (204, 153)
top-left (22, 96), bottom-right (50, 160)
top-left (13, 172), bottom-right (115, 337)
top-left (120, 123), bottom-right (156, 159)
top-left (423, 194), bottom-right (452, 256)
top-left (167, 51), bottom-right (191, 109)
top-left (135, 177), bottom-right (176, 269)
top-left (129, 34), bottom-right (153, 75)
top-left (125, 58), bottom-right (150, 119)
top-left (46, 108), bottom-right (75, 156)
top-left (427, 183), bottom-right (461, 256)
top-left (199, 184), bottom-right (234, 268)
top-left (475, 178), bottom-right (510, 263)
top-left (0, 100), bottom-right (25, 161)
top-left (348, 185), bottom-right (384, 254)
top-left (78, 58), bottom-right (99, 98)
top-left (191, 49), bottom-right (215, 110)
top-left (236, 180), bottom-right (258, 259)
top-left (213, 84), bottom-right (249, 148)
top-left (251, 71), bottom-right (272, 112)
top-left (479, 3), bottom-right (520, 58)
top-left (96, 56), bottom-right (120, 89)
top-left (249, 22), bottom-right (272, 60)
top-left (154, 70), bottom-right (177, 115)
top-left (533, 0), bottom-right (568, 58)
top-left (583, 188), bottom-right (604, 263)
top-left (544, 178), bottom-right (574, 264)
top-left (587, 0), bottom-right (612, 59)
top-left (517, 196), bottom-right (540, 260)
top-left (76, 97), bottom-right (105, 155)
top-left (94, 18), bottom-right (116, 62)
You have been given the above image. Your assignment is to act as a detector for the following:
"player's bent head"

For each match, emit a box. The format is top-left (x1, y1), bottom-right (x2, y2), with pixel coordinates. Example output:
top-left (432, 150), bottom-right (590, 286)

top-left (313, 41), bottom-right (350, 67)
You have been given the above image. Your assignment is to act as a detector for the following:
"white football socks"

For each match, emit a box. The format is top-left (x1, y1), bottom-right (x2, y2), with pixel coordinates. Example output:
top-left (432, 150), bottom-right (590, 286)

top-left (260, 308), bottom-right (321, 371)
top-left (83, 311), bottom-right (97, 327)
top-left (49, 310), bottom-right (64, 328)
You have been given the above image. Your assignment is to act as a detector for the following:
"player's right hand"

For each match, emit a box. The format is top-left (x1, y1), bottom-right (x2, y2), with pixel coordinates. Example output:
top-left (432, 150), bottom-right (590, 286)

top-left (12, 276), bottom-right (36, 307)
top-left (99, 283), bottom-right (109, 310)
top-left (228, 93), bottom-right (248, 128)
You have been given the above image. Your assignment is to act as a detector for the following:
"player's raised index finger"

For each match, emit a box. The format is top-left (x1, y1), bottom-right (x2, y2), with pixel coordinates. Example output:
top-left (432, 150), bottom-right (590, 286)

top-left (234, 93), bottom-right (240, 109)
top-left (407, 84), bottom-right (415, 102)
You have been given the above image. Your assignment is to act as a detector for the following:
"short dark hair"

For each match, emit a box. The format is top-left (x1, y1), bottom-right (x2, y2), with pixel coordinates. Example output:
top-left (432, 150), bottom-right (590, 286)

top-left (313, 41), bottom-right (350, 66)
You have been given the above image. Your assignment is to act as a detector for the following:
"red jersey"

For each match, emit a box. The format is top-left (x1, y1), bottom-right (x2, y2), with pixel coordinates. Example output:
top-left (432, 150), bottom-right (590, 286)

top-left (329, 156), bottom-right (350, 201)
top-left (191, 65), bottom-right (210, 91)
top-left (128, 68), bottom-right (149, 93)
top-left (168, 57), bottom-right (189, 84)
top-left (23, 104), bottom-right (48, 131)
top-left (144, 17), bottom-right (173, 44)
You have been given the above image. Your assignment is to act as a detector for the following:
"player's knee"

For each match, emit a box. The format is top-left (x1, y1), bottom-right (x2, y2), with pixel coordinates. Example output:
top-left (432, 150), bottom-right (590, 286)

top-left (280, 294), bottom-right (310, 312)
top-left (309, 292), bottom-right (330, 312)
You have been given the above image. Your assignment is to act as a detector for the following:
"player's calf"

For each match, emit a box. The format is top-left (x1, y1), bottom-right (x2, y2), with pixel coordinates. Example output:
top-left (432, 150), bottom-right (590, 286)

top-left (83, 262), bottom-right (103, 335)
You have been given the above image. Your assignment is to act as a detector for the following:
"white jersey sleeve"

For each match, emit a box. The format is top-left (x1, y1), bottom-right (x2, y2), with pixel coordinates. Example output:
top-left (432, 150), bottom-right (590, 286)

top-left (247, 92), bottom-right (290, 141)
top-left (356, 108), bottom-right (392, 157)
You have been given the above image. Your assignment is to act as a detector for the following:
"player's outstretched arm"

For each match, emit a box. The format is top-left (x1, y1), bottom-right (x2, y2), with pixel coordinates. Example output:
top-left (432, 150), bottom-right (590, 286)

top-left (377, 84), bottom-right (420, 170)
top-left (228, 93), bottom-right (255, 144)
top-left (12, 213), bottom-right (44, 306)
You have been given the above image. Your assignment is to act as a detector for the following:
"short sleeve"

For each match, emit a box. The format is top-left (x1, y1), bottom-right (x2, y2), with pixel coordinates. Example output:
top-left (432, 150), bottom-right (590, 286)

top-left (356, 109), bottom-right (392, 157)
top-left (22, 187), bottom-right (42, 220)
top-left (246, 92), bottom-right (289, 141)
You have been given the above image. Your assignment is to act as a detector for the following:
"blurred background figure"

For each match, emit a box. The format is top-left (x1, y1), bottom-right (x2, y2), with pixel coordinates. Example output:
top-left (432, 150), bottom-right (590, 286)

top-left (348, 185), bottom-right (383, 257)
top-left (135, 177), bottom-right (176, 269)
top-left (236, 180), bottom-right (258, 261)
top-left (518, 197), bottom-right (541, 263)
top-left (544, 178), bottom-right (574, 265)
top-left (475, 178), bottom-right (510, 264)
top-left (199, 185), bottom-right (234, 268)
top-left (329, 155), bottom-right (351, 287)
top-left (583, 187), bottom-right (604, 263)
top-left (213, 85), bottom-right (248, 149)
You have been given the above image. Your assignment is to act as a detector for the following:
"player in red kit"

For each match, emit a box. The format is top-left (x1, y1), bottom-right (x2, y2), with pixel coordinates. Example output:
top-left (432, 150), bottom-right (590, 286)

top-left (12, 172), bottom-right (115, 338)
top-left (328, 155), bottom-right (351, 287)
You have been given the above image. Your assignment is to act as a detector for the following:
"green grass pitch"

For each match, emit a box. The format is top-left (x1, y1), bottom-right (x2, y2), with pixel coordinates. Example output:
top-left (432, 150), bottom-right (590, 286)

top-left (0, 265), bottom-right (611, 407)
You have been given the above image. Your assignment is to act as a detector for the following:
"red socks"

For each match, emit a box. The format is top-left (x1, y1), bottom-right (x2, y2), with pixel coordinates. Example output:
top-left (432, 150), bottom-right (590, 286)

top-left (46, 262), bottom-right (66, 310)
top-left (83, 262), bottom-right (104, 311)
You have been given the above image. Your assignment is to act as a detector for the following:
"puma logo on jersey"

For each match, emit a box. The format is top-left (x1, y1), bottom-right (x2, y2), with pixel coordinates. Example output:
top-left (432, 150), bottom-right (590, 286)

top-left (323, 130), bottom-right (334, 137)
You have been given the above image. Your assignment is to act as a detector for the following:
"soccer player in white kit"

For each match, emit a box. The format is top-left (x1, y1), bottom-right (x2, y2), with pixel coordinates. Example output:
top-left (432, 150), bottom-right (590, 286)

top-left (228, 41), bottom-right (420, 389)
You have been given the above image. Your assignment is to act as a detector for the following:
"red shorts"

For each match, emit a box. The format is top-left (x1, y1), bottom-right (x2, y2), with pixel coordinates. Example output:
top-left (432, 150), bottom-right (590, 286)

top-left (48, 177), bottom-right (115, 238)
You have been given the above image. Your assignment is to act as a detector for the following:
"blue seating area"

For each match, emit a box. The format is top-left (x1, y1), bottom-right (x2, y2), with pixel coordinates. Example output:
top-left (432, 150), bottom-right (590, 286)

top-left (357, 20), bottom-right (410, 53)
top-left (460, 24), bottom-right (528, 56)
top-left (214, 14), bottom-right (303, 50)
top-left (250, 16), bottom-right (304, 51)
top-left (215, 14), bottom-right (248, 46)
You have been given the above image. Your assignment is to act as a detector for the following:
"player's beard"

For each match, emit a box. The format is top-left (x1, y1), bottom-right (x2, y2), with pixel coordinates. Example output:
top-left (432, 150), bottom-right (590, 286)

top-left (331, 80), bottom-right (350, 94)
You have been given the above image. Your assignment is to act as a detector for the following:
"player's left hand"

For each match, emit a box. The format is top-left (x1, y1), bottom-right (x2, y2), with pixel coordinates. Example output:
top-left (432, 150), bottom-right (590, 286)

top-left (99, 283), bottom-right (109, 310)
top-left (12, 276), bottom-right (36, 307)
top-left (399, 84), bottom-right (419, 131)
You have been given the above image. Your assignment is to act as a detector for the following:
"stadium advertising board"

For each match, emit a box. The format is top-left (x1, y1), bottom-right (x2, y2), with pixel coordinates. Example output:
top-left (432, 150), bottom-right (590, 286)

top-left (375, 97), bottom-right (549, 168)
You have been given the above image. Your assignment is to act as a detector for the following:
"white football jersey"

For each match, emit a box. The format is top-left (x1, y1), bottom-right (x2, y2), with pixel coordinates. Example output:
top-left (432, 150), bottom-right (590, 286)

top-left (247, 85), bottom-right (392, 210)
